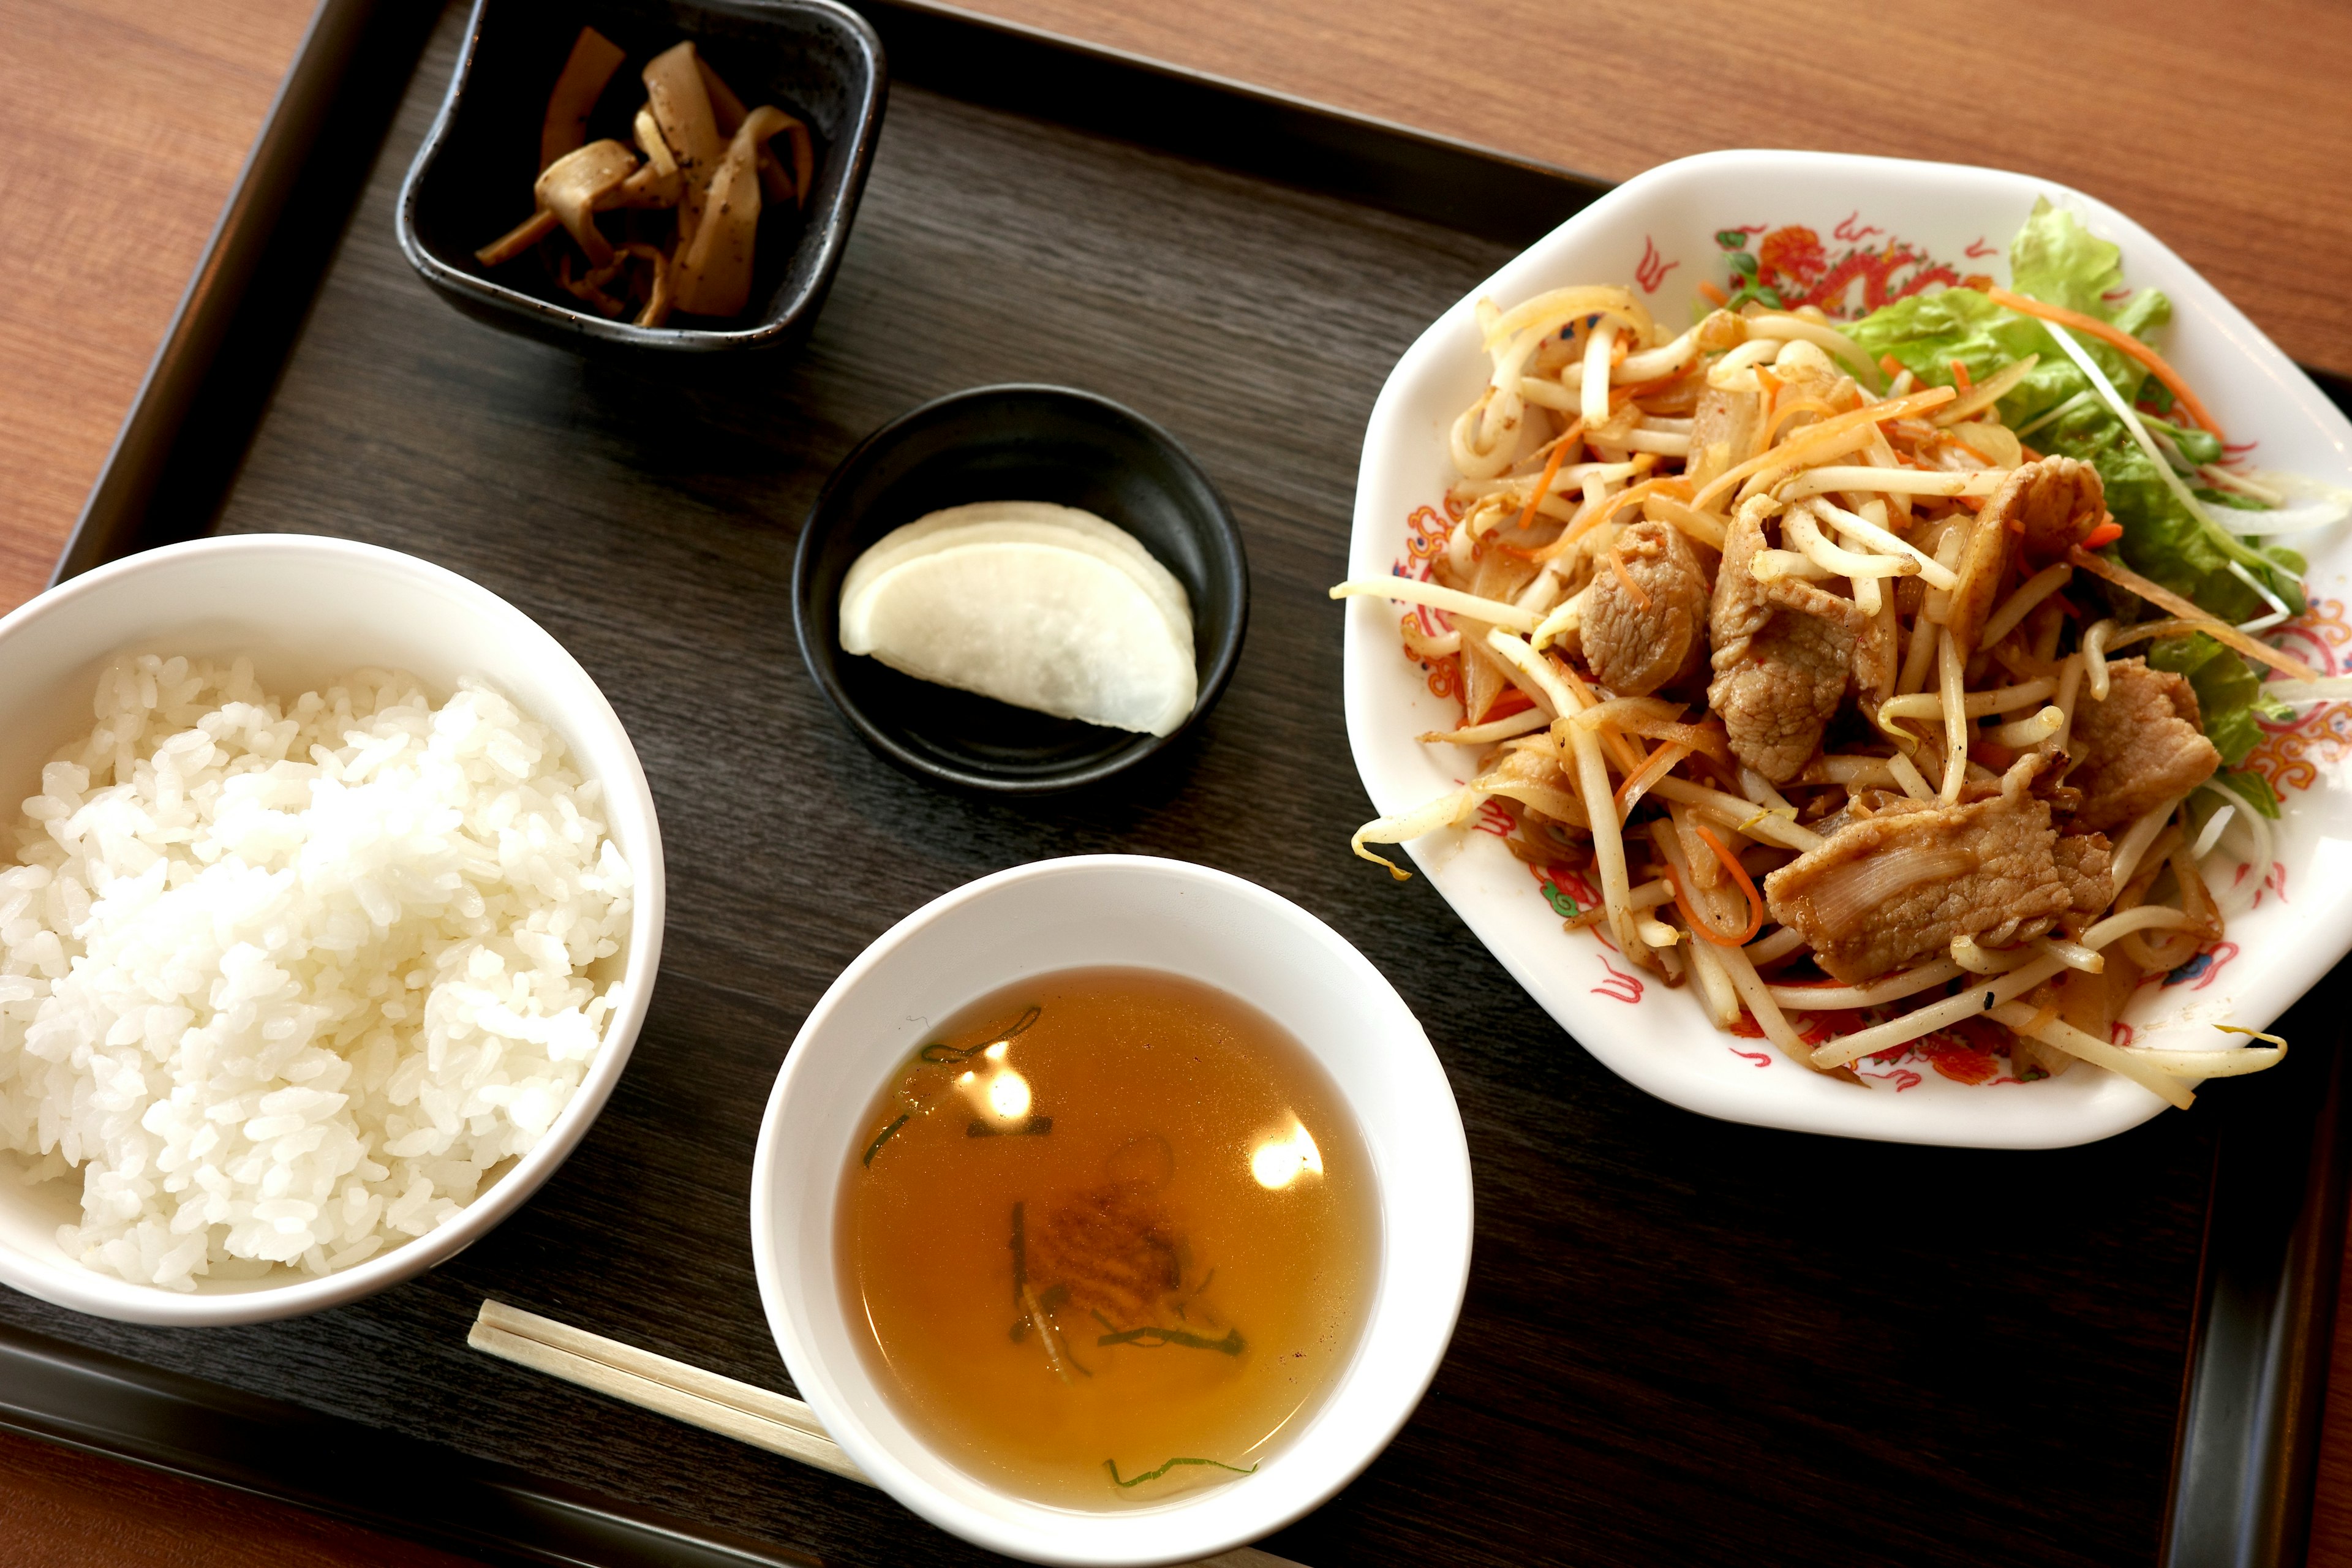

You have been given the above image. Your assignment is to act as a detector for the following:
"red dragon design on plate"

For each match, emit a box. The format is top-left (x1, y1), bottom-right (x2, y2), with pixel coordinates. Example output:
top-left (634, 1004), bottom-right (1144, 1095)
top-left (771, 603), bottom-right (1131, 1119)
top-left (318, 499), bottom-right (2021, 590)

top-left (1706, 214), bottom-right (1993, 321)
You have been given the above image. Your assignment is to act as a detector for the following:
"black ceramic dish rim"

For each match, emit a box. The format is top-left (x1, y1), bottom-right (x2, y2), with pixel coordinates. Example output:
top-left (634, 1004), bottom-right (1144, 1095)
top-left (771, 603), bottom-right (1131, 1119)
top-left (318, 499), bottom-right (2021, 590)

top-left (792, 383), bottom-right (1251, 795)
top-left (393, 0), bottom-right (888, 352)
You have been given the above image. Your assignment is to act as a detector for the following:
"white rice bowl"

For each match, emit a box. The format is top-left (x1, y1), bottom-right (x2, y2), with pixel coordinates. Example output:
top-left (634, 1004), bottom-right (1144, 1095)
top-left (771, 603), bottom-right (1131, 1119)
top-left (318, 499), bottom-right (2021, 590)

top-left (0, 654), bottom-right (633, 1291)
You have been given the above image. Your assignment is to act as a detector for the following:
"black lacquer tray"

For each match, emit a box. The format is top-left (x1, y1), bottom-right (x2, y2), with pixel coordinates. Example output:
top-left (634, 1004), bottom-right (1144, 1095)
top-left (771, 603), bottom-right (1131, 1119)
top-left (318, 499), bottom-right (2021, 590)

top-left (8, 0), bottom-right (2352, 1562)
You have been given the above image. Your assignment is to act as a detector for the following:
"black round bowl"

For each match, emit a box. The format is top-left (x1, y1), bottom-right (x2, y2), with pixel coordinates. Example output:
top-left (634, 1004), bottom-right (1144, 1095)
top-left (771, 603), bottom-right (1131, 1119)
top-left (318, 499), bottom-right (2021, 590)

top-left (793, 385), bottom-right (1248, 793)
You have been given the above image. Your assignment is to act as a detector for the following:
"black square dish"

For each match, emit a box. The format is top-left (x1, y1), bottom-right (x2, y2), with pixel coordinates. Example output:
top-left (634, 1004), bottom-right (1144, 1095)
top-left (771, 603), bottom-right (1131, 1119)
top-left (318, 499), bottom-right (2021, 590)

top-left (397, 0), bottom-right (884, 353)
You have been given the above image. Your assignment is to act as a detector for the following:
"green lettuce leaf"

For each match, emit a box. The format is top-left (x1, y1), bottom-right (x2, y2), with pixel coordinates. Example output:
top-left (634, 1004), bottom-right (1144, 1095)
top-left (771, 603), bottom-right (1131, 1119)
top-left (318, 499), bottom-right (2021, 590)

top-left (1849, 202), bottom-right (2167, 424)
top-left (2009, 197), bottom-right (2128, 315)
top-left (1847, 285), bottom-right (2144, 429)
top-left (2217, 769), bottom-right (2282, 818)
top-left (2146, 413), bottom-right (2225, 467)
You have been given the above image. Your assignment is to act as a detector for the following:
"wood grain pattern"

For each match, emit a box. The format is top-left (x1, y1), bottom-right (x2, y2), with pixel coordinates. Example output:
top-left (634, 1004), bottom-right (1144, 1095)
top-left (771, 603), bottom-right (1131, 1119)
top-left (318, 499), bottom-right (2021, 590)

top-left (5, 1), bottom-right (2352, 1564)
top-left (954, 0), bottom-right (2352, 383)
top-left (0, 0), bottom-right (315, 613)
top-left (0, 1427), bottom-right (486, 1568)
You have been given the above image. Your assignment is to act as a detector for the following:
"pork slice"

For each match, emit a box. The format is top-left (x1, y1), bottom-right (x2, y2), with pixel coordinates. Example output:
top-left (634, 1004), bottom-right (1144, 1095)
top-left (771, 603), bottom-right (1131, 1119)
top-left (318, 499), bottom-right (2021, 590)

top-left (1852, 602), bottom-right (1898, 709)
top-left (1942, 505), bottom-right (2011, 659)
top-left (2068, 657), bottom-right (2221, 832)
top-left (1986, 454), bottom-right (2105, 564)
top-left (1762, 755), bottom-right (2075, 982)
top-left (1583, 519), bottom-right (1710, 696)
top-left (1708, 496), bottom-right (1864, 783)
top-left (2053, 831), bottom-right (2114, 936)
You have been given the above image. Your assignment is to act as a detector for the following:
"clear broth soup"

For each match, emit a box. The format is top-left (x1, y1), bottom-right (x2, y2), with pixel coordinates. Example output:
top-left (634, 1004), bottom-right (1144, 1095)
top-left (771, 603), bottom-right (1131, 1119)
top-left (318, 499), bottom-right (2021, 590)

top-left (839, 968), bottom-right (1378, 1507)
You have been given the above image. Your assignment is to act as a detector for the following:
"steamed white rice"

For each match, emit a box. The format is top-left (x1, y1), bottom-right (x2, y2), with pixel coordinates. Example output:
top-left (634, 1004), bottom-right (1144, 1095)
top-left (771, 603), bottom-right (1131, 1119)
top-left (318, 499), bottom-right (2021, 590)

top-left (0, 655), bottom-right (633, 1290)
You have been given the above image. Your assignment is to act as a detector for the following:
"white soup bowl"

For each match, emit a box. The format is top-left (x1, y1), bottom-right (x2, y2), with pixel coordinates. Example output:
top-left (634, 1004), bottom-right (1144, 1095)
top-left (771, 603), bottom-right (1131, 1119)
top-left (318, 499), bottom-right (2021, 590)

top-left (750, 855), bottom-right (1471, 1566)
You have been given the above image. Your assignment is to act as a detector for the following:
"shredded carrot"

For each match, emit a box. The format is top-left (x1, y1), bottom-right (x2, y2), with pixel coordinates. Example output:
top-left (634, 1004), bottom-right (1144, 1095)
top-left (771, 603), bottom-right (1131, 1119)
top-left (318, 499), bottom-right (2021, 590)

top-left (1985, 286), bottom-right (2224, 440)
top-left (1611, 372), bottom-right (1694, 406)
top-left (1698, 279), bottom-right (1728, 307)
top-left (1485, 686), bottom-right (1536, 719)
top-left (1498, 530), bottom-right (1569, 563)
top-left (1764, 394), bottom-right (1841, 448)
top-left (1605, 546), bottom-right (1651, 609)
top-left (1599, 720), bottom-right (1646, 777)
top-left (1879, 354), bottom-right (1905, 379)
top-left (1664, 865), bottom-right (1736, 946)
top-left (1515, 431), bottom-right (1576, 530)
top-left (2082, 518), bottom-right (2124, 548)
top-left (1754, 365), bottom-right (1783, 447)
top-left (2067, 545), bottom-right (2320, 679)
top-left (1695, 823), bottom-right (1767, 944)
top-left (1615, 741), bottom-right (1689, 811)
top-left (1949, 359), bottom-right (1973, 394)
top-left (1691, 386), bottom-right (1958, 511)
top-left (1513, 475), bottom-right (1693, 564)
top-left (1597, 475), bottom-right (1690, 526)
top-left (1666, 827), bottom-right (1766, 948)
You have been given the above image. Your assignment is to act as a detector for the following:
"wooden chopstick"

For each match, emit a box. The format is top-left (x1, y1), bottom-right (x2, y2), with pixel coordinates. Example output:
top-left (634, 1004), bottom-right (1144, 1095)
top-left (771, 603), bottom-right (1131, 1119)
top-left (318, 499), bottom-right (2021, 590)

top-left (467, 1300), bottom-right (1309, 1568)
top-left (469, 1298), bottom-right (863, 1482)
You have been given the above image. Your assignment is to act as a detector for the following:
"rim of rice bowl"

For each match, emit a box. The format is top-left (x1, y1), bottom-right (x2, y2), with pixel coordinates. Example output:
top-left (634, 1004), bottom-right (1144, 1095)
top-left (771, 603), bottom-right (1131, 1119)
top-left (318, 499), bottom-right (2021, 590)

top-left (0, 535), bottom-right (665, 1325)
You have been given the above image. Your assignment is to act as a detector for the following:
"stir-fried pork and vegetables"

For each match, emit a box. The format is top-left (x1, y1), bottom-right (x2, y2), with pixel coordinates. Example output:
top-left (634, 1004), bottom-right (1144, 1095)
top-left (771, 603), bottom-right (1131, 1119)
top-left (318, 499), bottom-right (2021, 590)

top-left (1336, 202), bottom-right (2352, 1106)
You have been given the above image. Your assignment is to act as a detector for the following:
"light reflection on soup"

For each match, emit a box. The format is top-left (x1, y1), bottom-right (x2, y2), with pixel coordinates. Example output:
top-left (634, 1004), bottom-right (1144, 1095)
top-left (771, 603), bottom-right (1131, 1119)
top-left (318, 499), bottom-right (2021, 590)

top-left (840, 968), bottom-right (1377, 1507)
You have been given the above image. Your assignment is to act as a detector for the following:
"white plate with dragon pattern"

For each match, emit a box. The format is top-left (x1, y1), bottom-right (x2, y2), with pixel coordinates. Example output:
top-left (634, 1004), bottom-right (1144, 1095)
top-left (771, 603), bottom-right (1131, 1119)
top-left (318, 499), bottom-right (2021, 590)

top-left (1340, 149), bottom-right (2352, 1148)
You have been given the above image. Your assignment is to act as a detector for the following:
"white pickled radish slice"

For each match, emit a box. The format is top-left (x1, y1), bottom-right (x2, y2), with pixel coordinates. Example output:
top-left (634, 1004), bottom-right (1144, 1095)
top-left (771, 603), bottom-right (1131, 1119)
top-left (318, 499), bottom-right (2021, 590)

top-left (840, 536), bottom-right (1197, 736)
top-left (840, 502), bottom-right (1193, 635)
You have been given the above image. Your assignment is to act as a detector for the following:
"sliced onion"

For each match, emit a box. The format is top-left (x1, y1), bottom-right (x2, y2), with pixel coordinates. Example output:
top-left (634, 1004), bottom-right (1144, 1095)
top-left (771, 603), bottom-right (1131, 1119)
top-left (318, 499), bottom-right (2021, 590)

top-left (2187, 802), bottom-right (2236, 861)
top-left (2197, 776), bottom-right (2276, 920)
top-left (1792, 848), bottom-right (1976, 943)
top-left (2225, 469), bottom-right (2352, 537)
top-left (1768, 957), bottom-right (1965, 1010)
top-left (2260, 676), bottom-right (2352, 704)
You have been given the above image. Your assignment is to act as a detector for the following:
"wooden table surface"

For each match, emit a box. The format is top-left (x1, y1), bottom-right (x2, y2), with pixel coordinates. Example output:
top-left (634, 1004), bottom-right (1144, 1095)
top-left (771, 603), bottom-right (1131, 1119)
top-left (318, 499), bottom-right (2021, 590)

top-left (4, 0), bottom-right (2350, 1562)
